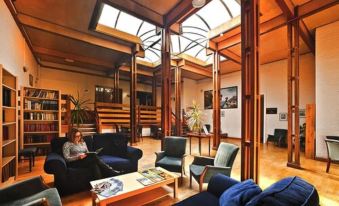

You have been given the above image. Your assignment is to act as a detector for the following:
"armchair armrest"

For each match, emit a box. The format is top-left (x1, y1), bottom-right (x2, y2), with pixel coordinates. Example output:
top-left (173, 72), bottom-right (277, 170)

top-left (201, 165), bottom-right (232, 185)
top-left (207, 174), bottom-right (240, 198)
top-left (155, 151), bottom-right (165, 162)
top-left (43, 153), bottom-right (67, 175)
top-left (22, 198), bottom-right (49, 206)
top-left (126, 146), bottom-right (143, 160)
top-left (192, 155), bottom-right (215, 166)
top-left (0, 176), bottom-right (49, 203)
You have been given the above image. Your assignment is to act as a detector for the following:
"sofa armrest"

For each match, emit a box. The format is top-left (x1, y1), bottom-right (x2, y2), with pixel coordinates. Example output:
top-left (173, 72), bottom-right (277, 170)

top-left (126, 146), bottom-right (143, 160)
top-left (192, 155), bottom-right (215, 166)
top-left (155, 151), bottom-right (165, 162)
top-left (0, 176), bottom-right (48, 203)
top-left (44, 153), bottom-right (67, 174)
top-left (207, 174), bottom-right (240, 198)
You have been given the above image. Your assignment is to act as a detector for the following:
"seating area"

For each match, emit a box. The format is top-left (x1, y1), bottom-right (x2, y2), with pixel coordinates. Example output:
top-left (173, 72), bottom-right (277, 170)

top-left (1, 0), bottom-right (339, 205)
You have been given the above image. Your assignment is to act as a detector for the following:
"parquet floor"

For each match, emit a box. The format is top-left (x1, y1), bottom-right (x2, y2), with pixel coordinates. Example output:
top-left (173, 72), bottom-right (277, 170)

top-left (16, 137), bottom-right (339, 206)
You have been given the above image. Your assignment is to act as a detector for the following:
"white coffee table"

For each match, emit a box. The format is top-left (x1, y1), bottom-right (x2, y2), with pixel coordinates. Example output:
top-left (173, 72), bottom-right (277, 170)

top-left (90, 167), bottom-right (178, 206)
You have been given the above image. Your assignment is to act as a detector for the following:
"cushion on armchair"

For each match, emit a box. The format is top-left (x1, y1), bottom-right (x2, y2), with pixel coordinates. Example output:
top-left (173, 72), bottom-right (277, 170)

top-left (93, 133), bottom-right (128, 157)
top-left (219, 179), bottom-right (262, 206)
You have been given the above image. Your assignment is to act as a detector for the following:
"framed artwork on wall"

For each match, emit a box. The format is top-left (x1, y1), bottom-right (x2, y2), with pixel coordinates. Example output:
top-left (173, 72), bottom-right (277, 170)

top-left (279, 113), bottom-right (288, 121)
top-left (204, 86), bottom-right (238, 109)
top-left (299, 109), bottom-right (306, 118)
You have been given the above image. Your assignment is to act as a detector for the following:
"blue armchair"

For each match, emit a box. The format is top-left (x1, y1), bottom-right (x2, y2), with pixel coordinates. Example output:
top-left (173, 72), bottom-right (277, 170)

top-left (0, 176), bottom-right (62, 206)
top-left (174, 174), bottom-right (319, 206)
top-left (44, 133), bottom-right (143, 195)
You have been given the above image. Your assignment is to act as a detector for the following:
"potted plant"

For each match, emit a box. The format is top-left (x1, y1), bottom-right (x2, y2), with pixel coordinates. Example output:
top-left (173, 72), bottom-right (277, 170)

top-left (185, 101), bottom-right (204, 133)
top-left (69, 92), bottom-right (91, 127)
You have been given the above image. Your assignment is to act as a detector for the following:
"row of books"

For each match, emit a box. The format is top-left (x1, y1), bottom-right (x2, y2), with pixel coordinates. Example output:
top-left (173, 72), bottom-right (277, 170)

top-left (24, 112), bottom-right (58, 120)
top-left (24, 123), bottom-right (58, 132)
top-left (25, 89), bottom-right (58, 99)
top-left (25, 100), bottom-right (58, 110)
top-left (2, 87), bottom-right (12, 107)
top-left (24, 134), bottom-right (55, 143)
top-left (2, 160), bottom-right (15, 182)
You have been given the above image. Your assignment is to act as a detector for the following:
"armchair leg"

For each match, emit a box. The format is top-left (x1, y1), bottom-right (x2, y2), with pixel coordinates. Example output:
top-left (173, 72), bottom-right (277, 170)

top-left (199, 182), bottom-right (203, 192)
top-left (326, 159), bottom-right (331, 173)
top-left (189, 172), bottom-right (192, 188)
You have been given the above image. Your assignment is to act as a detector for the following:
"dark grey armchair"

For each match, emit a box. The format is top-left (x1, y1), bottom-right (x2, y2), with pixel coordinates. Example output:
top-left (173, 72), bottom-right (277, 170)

top-left (325, 138), bottom-right (339, 173)
top-left (155, 136), bottom-right (187, 177)
top-left (190, 142), bottom-right (239, 191)
top-left (0, 176), bottom-right (62, 206)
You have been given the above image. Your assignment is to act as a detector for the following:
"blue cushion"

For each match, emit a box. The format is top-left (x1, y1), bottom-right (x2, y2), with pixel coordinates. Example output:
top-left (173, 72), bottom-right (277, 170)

top-left (219, 179), bottom-right (262, 206)
top-left (93, 133), bottom-right (128, 157)
top-left (99, 155), bottom-right (131, 171)
top-left (173, 191), bottom-right (219, 206)
top-left (246, 176), bottom-right (319, 206)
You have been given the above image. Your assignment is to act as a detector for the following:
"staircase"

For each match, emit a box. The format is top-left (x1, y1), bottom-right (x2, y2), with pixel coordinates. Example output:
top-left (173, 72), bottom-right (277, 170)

top-left (73, 124), bottom-right (97, 136)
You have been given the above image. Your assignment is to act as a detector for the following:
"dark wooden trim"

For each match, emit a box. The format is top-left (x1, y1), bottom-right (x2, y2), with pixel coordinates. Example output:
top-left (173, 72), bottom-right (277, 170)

top-left (130, 49), bottom-right (137, 144)
top-left (152, 74), bottom-right (157, 106)
top-left (175, 66), bottom-right (182, 136)
top-left (212, 51), bottom-right (221, 149)
top-left (240, 0), bottom-right (260, 183)
top-left (89, 0), bottom-right (104, 30)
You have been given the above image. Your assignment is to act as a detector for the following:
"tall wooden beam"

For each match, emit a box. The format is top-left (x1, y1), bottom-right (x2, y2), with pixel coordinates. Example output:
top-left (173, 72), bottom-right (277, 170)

top-left (161, 27), bottom-right (172, 138)
top-left (114, 67), bottom-right (120, 103)
top-left (130, 47), bottom-right (138, 144)
top-left (212, 51), bottom-right (221, 149)
top-left (175, 65), bottom-right (182, 136)
top-left (240, 0), bottom-right (260, 183)
top-left (152, 73), bottom-right (157, 106)
top-left (287, 16), bottom-right (301, 169)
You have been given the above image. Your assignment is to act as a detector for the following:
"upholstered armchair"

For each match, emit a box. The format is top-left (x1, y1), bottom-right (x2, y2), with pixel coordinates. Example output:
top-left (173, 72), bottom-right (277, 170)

top-left (190, 142), bottom-right (239, 191)
top-left (325, 138), bottom-right (339, 173)
top-left (155, 136), bottom-right (187, 177)
top-left (267, 129), bottom-right (288, 147)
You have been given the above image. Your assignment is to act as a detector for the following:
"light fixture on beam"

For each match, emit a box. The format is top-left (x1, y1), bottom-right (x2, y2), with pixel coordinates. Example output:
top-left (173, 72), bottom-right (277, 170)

top-left (64, 58), bottom-right (74, 63)
top-left (192, 0), bottom-right (206, 8)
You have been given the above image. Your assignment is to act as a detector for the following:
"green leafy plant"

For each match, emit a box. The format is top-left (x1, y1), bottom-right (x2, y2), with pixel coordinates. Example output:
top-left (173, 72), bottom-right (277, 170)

top-left (69, 92), bottom-right (90, 127)
top-left (185, 101), bottom-right (204, 133)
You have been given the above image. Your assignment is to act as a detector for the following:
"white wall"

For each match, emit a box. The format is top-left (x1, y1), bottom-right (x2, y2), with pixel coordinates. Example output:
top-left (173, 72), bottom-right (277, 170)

top-left (183, 53), bottom-right (315, 140)
top-left (0, 0), bottom-right (38, 86)
top-left (315, 20), bottom-right (339, 158)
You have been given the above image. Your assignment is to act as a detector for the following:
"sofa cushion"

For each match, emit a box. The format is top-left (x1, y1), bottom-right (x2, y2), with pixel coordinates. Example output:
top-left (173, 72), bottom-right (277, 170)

top-left (219, 179), bottom-right (262, 206)
top-left (246, 176), bottom-right (319, 206)
top-left (50, 137), bottom-right (68, 156)
top-left (173, 191), bottom-right (219, 206)
top-left (0, 188), bottom-right (62, 206)
top-left (100, 155), bottom-right (131, 172)
top-left (93, 133), bottom-right (128, 157)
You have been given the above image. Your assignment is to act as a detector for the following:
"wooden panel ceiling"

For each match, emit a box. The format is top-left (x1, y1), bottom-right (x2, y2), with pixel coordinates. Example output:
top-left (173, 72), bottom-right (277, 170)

top-left (131, 0), bottom-right (181, 15)
top-left (260, 0), bottom-right (283, 22)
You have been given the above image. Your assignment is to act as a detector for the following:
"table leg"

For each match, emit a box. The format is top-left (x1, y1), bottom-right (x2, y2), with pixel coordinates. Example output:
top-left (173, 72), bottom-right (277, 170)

top-left (189, 136), bottom-right (192, 155)
top-left (208, 136), bottom-right (211, 156)
top-left (173, 178), bottom-right (178, 199)
top-left (199, 137), bottom-right (201, 156)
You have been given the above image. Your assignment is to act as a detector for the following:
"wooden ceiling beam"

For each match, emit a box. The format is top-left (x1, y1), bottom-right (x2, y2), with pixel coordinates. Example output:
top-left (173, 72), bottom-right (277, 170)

top-left (95, 24), bottom-right (142, 44)
top-left (275, 0), bottom-right (315, 53)
top-left (33, 46), bottom-right (114, 69)
top-left (182, 60), bottom-right (212, 78)
top-left (17, 13), bottom-right (133, 55)
top-left (119, 65), bottom-right (153, 77)
top-left (298, 0), bottom-right (339, 19)
top-left (165, 0), bottom-right (212, 26)
top-left (220, 50), bottom-right (241, 65)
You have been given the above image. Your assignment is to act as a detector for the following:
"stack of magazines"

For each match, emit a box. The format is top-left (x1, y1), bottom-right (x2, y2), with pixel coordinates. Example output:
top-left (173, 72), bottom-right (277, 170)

top-left (137, 168), bottom-right (171, 186)
top-left (91, 178), bottom-right (123, 197)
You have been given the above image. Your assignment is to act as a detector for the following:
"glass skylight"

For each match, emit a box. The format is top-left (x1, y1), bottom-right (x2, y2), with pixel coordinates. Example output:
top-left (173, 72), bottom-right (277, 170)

top-left (98, 0), bottom-right (240, 64)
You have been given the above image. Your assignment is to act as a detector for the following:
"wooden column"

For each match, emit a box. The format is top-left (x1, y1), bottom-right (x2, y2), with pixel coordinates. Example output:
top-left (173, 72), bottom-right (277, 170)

top-left (152, 73), bottom-right (157, 106)
top-left (161, 27), bottom-right (172, 137)
top-left (287, 15), bottom-right (301, 168)
top-left (212, 51), bottom-right (221, 149)
top-left (175, 65), bottom-right (182, 136)
top-left (240, 0), bottom-right (260, 183)
top-left (114, 67), bottom-right (120, 103)
top-left (130, 48), bottom-right (138, 144)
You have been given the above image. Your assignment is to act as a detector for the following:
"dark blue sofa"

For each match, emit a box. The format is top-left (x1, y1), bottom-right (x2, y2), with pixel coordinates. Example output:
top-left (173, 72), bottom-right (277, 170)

top-left (44, 133), bottom-right (143, 195)
top-left (174, 174), bottom-right (319, 206)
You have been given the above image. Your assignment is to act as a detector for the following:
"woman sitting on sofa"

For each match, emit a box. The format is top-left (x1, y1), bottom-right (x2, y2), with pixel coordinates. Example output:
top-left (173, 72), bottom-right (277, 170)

top-left (63, 128), bottom-right (118, 179)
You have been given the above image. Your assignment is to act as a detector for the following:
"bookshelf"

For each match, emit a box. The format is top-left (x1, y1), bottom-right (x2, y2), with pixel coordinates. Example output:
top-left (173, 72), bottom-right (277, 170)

top-left (61, 94), bottom-right (71, 135)
top-left (0, 65), bottom-right (18, 184)
top-left (20, 87), bottom-right (61, 155)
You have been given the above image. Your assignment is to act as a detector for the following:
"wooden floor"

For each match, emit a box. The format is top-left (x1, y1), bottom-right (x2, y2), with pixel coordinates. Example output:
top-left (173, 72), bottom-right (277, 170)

top-left (16, 137), bottom-right (339, 206)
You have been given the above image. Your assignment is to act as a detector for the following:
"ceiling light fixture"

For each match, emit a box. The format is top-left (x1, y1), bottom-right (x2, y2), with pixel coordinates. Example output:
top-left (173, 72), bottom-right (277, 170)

top-left (64, 58), bottom-right (74, 63)
top-left (192, 0), bottom-right (206, 8)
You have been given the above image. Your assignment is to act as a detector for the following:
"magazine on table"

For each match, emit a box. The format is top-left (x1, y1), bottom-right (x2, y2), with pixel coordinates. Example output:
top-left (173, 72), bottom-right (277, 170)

top-left (91, 178), bottom-right (123, 197)
top-left (137, 167), bottom-right (171, 186)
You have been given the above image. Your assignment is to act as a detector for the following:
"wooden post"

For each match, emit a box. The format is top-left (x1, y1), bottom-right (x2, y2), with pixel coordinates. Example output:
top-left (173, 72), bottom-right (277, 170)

top-left (287, 11), bottom-right (301, 169)
top-left (175, 65), bottom-right (182, 136)
top-left (161, 27), bottom-right (172, 138)
top-left (240, 0), bottom-right (260, 183)
top-left (212, 51), bottom-right (221, 149)
top-left (130, 47), bottom-right (138, 144)
top-left (114, 68), bottom-right (120, 103)
top-left (152, 74), bottom-right (157, 106)
top-left (305, 104), bottom-right (315, 159)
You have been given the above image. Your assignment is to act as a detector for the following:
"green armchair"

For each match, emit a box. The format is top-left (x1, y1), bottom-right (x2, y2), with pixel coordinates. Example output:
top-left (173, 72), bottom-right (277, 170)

top-left (325, 138), bottom-right (339, 173)
top-left (189, 142), bottom-right (239, 191)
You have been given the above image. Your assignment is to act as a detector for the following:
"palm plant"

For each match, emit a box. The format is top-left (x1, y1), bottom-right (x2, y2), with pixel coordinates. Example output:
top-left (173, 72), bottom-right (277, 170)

top-left (185, 101), bottom-right (204, 133)
top-left (69, 92), bottom-right (90, 127)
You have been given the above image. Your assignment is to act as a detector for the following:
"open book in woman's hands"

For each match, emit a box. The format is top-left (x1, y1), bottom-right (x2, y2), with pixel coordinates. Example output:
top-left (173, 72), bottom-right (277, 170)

top-left (86, 147), bottom-right (103, 155)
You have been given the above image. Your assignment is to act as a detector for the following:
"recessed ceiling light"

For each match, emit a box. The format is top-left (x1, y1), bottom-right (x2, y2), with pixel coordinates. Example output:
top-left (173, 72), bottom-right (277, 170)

top-left (65, 58), bottom-right (74, 63)
top-left (192, 0), bottom-right (206, 8)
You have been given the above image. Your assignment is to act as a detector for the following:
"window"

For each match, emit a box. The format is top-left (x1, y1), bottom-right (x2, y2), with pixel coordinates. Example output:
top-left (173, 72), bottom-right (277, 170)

top-left (95, 86), bottom-right (122, 103)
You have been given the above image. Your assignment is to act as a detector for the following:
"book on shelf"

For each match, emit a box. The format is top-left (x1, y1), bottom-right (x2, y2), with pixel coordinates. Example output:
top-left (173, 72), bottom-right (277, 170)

top-left (24, 112), bottom-right (58, 120)
top-left (24, 134), bottom-right (55, 144)
top-left (24, 123), bottom-right (58, 132)
top-left (25, 89), bottom-right (58, 99)
top-left (2, 87), bottom-right (11, 107)
top-left (24, 100), bottom-right (58, 110)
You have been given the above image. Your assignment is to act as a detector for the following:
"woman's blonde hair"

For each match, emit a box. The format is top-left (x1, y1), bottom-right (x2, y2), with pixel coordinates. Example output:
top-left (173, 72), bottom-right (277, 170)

top-left (68, 128), bottom-right (83, 143)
